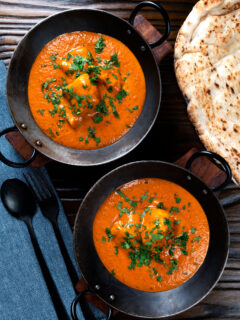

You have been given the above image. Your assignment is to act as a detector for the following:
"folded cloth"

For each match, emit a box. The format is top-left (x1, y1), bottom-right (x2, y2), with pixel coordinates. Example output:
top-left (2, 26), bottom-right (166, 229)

top-left (0, 61), bottom-right (104, 320)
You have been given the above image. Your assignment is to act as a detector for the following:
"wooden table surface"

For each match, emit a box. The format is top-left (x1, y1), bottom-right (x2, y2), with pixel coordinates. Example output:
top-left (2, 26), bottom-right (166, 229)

top-left (1, 1), bottom-right (240, 319)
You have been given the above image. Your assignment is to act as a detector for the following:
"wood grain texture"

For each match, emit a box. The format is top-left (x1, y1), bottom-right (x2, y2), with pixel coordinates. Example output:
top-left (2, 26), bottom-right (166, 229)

top-left (133, 14), bottom-right (172, 63)
top-left (1, 1), bottom-right (240, 319)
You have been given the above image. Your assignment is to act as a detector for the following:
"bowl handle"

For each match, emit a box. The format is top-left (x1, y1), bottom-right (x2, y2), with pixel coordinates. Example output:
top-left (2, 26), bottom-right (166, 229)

top-left (185, 150), bottom-right (232, 192)
top-left (129, 1), bottom-right (170, 48)
top-left (71, 290), bottom-right (113, 320)
top-left (0, 126), bottom-right (37, 168)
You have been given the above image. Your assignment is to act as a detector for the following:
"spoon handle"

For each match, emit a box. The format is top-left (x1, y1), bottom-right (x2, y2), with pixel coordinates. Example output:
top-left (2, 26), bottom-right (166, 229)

top-left (25, 220), bottom-right (70, 320)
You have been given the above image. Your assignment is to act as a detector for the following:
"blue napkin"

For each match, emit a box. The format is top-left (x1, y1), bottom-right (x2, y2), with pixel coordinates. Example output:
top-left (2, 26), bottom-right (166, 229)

top-left (0, 61), bottom-right (104, 320)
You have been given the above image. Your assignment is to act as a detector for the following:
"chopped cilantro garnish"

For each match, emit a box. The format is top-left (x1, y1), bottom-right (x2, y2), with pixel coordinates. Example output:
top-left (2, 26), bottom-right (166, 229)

top-left (95, 137), bottom-right (101, 144)
top-left (109, 53), bottom-right (120, 67)
top-left (48, 128), bottom-right (55, 137)
top-left (107, 86), bottom-right (113, 93)
top-left (51, 62), bottom-right (60, 69)
top-left (163, 218), bottom-right (172, 230)
top-left (105, 228), bottom-right (115, 242)
top-left (89, 75), bottom-right (98, 85)
top-left (181, 248), bottom-right (188, 255)
top-left (193, 236), bottom-right (201, 243)
top-left (117, 201), bottom-right (122, 210)
top-left (174, 193), bottom-right (181, 203)
top-left (66, 53), bottom-right (72, 61)
top-left (148, 197), bottom-right (155, 203)
top-left (37, 109), bottom-right (45, 115)
top-left (151, 233), bottom-right (164, 241)
top-left (71, 55), bottom-right (93, 72)
top-left (84, 126), bottom-right (101, 145)
top-left (95, 99), bottom-right (109, 115)
top-left (115, 89), bottom-right (128, 103)
top-left (123, 72), bottom-right (130, 81)
top-left (50, 53), bottom-right (58, 61)
top-left (116, 189), bottom-right (138, 208)
top-left (167, 259), bottom-right (178, 275)
top-left (169, 245), bottom-right (175, 256)
top-left (153, 267), bottom-right (158, 275)
top-left (41, 78), bottom-right (56, 91)
top-left (108, 96), bottom-right (119, 118)
top-left (140, 191), bottom-right (148, 202)
top-left (169, 207), bottom-right (180, 215)
top-left (175, 231), bottom-right (189, 243)
top-left (141, 207), bottom-right (150, 219)
top-left (93, 114), bottom-right (103, 124)
top-left (191, 227), bottom-right (196, 234)
top-left (102, 236), bottom-right (106, 243)
top-left (121, 241), bottom-right (131, 249)
top-left (157, 202), bottom-right (166, 209)
top-left (95, 36), bottom-right (106, 54)
top-left (111, 269), bottom-right (116, 276)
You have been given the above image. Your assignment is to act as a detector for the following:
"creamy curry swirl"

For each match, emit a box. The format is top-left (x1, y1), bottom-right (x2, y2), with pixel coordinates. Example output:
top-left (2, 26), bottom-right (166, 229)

top-left (28, 31), bottom-right (146, 149)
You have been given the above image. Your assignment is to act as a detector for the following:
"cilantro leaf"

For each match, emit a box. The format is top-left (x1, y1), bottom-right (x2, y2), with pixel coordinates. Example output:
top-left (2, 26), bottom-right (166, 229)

top-left (157, 202), bottom-right (166, 209)
top-left (191, 226), bottom-right (196, 234)
top-left (95, 37), bottom-right (106, 54)
top-left (115, 89), bottom-right (128, 103)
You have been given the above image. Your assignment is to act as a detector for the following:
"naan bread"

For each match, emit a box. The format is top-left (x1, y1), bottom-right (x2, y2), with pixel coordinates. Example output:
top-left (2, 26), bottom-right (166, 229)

top-left (174, 0), bottom-right (240, 184)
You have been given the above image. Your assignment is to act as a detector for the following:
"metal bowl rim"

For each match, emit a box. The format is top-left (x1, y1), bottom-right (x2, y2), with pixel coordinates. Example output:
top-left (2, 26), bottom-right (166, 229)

top-left (6, 8), bottom-right (162, 166)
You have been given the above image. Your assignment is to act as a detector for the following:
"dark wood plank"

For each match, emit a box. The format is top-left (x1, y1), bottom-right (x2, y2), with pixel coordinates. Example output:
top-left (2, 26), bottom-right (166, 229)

top-left (1, 1), bottom-right (240, 319)
top-left (5, 131), bottom-right (50, 167)
top-left (134, 14), bottom-right (172, 63)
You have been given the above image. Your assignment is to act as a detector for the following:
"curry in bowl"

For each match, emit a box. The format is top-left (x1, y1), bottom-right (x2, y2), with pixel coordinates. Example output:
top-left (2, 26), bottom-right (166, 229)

top-left (93, 178), bottom-right (209, 292)
top-left (28, 31), bottom-right (146, 149)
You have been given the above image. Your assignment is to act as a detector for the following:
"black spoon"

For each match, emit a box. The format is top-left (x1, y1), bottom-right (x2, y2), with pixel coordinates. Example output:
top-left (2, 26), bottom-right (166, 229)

top-left (1, 178), bottom-right (70, 320)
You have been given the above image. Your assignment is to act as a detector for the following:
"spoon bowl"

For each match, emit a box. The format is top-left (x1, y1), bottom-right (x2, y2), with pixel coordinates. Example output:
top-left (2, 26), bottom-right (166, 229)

top-left (1, 178), bottom-right (36, 220)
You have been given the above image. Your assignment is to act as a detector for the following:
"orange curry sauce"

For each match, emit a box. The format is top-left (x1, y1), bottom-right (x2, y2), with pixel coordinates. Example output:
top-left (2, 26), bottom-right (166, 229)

top-left (28, 32), bottom-right (146, 149)
top-left (93, 178), bottom-right (210, 292)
